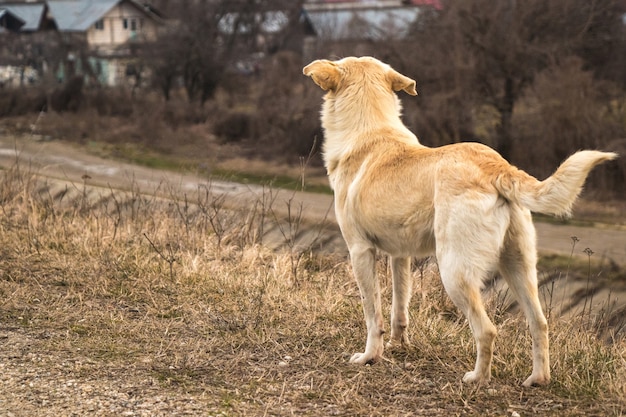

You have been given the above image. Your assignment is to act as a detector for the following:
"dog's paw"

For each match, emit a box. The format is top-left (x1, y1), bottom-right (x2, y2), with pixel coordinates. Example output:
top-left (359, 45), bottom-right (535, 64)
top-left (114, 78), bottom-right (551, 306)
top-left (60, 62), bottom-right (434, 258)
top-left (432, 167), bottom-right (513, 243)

top-left (385, 338), bottom-right (411, 350)
top-left (349, 352), bottom-right (379, 365)
top-left (385, 340), bottom-right (399, 350)
top-left (462, 371), bottom-right (490, 385)
top-left (522, 373), bottom-right (550, 387)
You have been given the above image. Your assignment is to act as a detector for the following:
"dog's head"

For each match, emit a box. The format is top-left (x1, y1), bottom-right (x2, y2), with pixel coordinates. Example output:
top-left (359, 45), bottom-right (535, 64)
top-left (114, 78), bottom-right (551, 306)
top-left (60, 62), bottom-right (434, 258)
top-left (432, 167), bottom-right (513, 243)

top-left (302, 56), bottom-right (417, 96)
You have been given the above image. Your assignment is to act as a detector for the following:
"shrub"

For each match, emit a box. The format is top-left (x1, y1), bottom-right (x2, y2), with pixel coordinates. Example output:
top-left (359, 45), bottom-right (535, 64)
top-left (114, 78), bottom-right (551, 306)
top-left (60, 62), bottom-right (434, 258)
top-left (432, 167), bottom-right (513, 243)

top-left (87, 88), bottom-right (135, 117)
top-left (214, 110), bottom-right (253, 143)
top-left (0, 87), bottom-right (47, 117)
top-left (50, 76), bottom-right (84, 112)
top-left (255, 51), bottom-right (323, 162)
top-left (511, 57), bottom-right (624, 195)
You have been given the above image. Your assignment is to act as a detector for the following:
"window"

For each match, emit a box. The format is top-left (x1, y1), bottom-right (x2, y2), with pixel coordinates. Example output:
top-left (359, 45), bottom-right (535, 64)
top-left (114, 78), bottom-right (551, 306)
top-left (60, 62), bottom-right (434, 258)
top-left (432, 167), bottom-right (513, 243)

top-left (94, 19), bottom-right (104, 30)
top-left (123, 18), bottom-right (138, 31)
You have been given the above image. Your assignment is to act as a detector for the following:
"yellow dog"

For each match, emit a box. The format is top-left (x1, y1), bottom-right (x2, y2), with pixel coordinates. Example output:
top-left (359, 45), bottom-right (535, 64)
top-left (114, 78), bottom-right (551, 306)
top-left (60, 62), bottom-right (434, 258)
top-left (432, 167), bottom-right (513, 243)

top-left (304, 56), bottom-right (617, 386)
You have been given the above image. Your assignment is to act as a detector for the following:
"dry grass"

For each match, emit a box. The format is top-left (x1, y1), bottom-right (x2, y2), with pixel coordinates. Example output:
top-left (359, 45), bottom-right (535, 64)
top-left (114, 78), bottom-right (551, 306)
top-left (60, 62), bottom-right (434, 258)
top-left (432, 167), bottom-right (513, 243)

top-left (0, 160), bottom-right (625, 416)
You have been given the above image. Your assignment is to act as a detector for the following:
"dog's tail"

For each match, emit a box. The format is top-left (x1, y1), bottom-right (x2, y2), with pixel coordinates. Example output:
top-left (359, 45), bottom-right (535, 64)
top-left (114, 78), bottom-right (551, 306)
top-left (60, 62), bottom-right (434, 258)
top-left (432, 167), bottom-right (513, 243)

top-left (494, 150), bottom-right (618, 216)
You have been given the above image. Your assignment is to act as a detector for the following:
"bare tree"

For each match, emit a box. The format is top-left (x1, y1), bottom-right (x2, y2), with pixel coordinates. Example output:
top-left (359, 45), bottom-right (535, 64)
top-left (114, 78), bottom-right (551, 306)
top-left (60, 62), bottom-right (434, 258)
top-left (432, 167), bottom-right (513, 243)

top-left (403, 0), bottom-right (625, 159)
top-left (142, 30), bottom-right (182, 101)
top-left (144, 0), bottom-right (302, 104)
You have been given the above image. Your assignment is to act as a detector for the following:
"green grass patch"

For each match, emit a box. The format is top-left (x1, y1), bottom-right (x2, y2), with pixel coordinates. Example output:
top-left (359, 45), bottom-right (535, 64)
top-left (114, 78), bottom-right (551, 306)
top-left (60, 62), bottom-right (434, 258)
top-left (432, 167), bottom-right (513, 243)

top-left (86, 140), bottom-right (333, 194)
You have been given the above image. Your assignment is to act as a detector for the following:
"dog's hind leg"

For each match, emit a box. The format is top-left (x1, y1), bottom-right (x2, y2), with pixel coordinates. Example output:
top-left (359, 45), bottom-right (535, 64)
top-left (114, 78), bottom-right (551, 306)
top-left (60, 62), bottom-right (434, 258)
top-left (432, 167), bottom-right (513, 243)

top-left (435, 195), bottom-right (506, 384)
top-left (348, 243), bottom-right (385, 364)
top-left (499, 208), bottom-right (550, 387)
top-left (387, 256), bottom-right (412, 349)
top-left (438, 257), bottom-right (498, 384)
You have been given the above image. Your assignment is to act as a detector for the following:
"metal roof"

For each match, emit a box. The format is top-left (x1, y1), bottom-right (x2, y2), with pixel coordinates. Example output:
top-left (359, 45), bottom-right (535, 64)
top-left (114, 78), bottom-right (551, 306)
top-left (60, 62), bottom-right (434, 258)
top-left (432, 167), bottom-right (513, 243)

top-left (303, 6), bottom-right (420, 41)
top-left (218, 11), bottom-right (289, 35)
top-left (0, 0), bottom-right (162, 32)
top-left (0, 8), bottom-right (25, 23)
top-left (47, 0), bottom-right (118, 31)
top-left (47, 0), bottom-right (162, 32)
top-left (0, 2), bottom-right (45, 31)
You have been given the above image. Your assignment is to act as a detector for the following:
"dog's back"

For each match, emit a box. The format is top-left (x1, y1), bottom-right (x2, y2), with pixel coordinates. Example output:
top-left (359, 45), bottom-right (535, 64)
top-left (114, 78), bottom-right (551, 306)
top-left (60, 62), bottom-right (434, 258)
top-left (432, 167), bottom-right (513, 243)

top-left (304, 56), bottom-right (616, 218)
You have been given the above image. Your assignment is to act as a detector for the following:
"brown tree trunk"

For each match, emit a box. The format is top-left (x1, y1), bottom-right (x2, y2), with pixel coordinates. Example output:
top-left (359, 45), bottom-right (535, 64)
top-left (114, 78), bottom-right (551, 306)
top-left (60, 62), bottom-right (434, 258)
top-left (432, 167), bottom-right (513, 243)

top-left (496, 77), bottom-right (515, 160)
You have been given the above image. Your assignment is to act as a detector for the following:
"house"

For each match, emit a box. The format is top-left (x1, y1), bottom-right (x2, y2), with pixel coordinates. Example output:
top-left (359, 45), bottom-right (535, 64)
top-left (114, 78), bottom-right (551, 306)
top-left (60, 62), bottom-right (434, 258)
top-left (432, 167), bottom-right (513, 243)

top-left (301, 0), bottom-right (440, 60)
top-left (0, 0), bottom-right (163, 86)
top-left (47, 0), bottom-right (163, 85)
top-left (47, 0), bottom-right (161, 55)
top-left (0, 2), bottom-right (56, 85)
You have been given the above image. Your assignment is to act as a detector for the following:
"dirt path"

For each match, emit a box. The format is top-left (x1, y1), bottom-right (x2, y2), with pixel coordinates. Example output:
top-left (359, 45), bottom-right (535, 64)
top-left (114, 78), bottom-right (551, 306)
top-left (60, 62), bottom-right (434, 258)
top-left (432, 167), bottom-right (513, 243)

top-left (1, 134), bottom-right (624, 266)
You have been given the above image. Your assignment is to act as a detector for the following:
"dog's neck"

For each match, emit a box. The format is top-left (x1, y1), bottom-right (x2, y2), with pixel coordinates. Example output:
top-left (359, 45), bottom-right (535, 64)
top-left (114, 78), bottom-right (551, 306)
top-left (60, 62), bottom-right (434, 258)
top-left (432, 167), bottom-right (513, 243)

top-left (321, 85), bottom-right (407, 135)
top-left (320, 87), bottom-right (419, 187)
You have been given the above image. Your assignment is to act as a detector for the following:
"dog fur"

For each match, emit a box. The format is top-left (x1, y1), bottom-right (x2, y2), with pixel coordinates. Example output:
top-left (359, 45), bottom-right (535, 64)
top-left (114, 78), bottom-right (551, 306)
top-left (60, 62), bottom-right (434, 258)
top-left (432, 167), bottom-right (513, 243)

top-left (303, 56), bottom-right (617, 387)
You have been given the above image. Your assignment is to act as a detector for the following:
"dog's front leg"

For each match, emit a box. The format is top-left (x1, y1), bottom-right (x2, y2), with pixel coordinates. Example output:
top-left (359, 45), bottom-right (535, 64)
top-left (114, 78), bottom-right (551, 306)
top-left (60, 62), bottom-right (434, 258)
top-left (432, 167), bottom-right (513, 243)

top-left (387, 256), bottom-right (412, 349)
top-left (349, 244), bottom-right (384, 365)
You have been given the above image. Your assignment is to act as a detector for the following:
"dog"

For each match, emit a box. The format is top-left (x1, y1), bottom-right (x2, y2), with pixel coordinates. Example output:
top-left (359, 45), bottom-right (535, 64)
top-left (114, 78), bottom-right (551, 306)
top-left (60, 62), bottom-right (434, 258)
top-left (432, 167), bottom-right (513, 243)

top-left (303, 56), bottom-right (617, 387)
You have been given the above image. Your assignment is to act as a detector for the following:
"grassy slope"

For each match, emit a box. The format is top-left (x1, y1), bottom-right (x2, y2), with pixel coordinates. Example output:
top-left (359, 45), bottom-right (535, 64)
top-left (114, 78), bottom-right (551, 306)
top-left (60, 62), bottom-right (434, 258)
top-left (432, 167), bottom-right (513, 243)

top-left (0, 163), bottom-right (625, 416)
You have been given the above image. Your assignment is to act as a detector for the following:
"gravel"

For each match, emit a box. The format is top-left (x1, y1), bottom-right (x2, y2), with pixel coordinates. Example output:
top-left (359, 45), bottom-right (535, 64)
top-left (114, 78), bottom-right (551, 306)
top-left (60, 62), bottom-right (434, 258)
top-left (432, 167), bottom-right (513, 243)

top-left (0, 329), bottom-right (219, 417)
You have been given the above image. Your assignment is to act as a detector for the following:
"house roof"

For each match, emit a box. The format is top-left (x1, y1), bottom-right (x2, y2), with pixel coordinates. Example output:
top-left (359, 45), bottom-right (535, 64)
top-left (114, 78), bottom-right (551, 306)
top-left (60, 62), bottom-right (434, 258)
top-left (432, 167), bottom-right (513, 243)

top-left (47, 0), bottom-right (119, 31)
top-left (404, 0), bottom-right (442, 7)
top-left (0, 8), bottom-right (25, 23)
top-left (0, 2), bottom-right (45, 31)
top-left (303, 3), bottom-right (421, 40)
top-left (307, 0), bottom-right (441, 6)
top-left (0, 8), bottom-right (25, 22)
top-left (0, 8), bottom-right (25, 31)
top-left (218, 11), bottom-right (290, 35)
top-left (47, 0), bottom-right (161, 32)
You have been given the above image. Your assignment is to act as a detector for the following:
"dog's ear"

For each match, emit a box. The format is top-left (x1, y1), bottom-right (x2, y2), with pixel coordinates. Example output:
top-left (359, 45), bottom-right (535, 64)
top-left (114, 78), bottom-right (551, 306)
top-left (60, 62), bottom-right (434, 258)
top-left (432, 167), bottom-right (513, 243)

top-left (389, 70), bottom-right (417, 96)
top-left (303, 60), bottom-right (341, 91)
